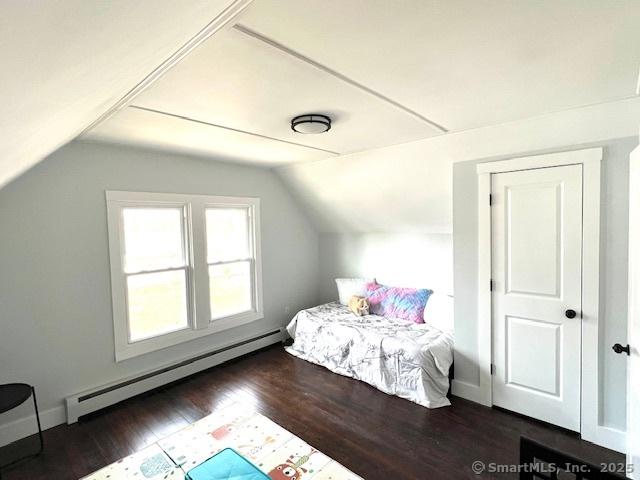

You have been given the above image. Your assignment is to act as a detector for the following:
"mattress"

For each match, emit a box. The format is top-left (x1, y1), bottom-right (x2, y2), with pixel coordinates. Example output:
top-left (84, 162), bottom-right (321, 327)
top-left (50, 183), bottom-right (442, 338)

top-left (286, 302), bottom-right (454, 408)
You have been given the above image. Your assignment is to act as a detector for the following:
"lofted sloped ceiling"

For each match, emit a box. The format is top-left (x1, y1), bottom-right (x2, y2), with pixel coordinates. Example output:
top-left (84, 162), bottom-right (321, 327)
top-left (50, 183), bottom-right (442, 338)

top-left (276, 97), bottom-right (640, 234)
top-left (2, 0), bottom-right (639, 190)
top-left (83, 0), bottom-right (640, 168)
top-left (85, 25), bottom-right (442, 164)
top-left (0, 0), bottom-right (250, 189)
top-left (238, 0), bottom-right (640, 131)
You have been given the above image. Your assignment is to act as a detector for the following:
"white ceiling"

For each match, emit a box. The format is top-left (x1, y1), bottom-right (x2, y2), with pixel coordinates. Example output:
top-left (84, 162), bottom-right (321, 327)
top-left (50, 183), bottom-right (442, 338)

top-left (86, 106), bottom-right (331, 165)
top-left (84, 23), bottom-right (444, 165)
top-left (84, 0), bottom-right (640, 167)
top-left (1, 0), bottom-right (639, 187)
top-left (239, 0), bottom-right (640, 131)
top-left (87, 26), bottom-right (440, 165)
top-left (0, 0), bottom-right (244, 189)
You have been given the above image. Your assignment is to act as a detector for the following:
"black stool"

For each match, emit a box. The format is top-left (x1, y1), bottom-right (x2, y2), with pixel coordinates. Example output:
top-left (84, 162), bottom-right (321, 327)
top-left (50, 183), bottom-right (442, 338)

top-left (0, 384), bottom-right (43, 478)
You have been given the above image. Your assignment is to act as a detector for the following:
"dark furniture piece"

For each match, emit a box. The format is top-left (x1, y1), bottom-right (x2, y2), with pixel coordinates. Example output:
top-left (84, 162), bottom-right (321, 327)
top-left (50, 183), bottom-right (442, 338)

top-left (0, 384), bottom-right (43, 478)
top-left (520, 436), bottom-right (628, 479)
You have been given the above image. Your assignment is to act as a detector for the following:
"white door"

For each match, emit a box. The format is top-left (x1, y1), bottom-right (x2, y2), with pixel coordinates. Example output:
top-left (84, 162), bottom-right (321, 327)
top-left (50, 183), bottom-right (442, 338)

top-left (628, 145), bottom-right (640, 478)
top-left (491, 164), bottom-right (582, 431)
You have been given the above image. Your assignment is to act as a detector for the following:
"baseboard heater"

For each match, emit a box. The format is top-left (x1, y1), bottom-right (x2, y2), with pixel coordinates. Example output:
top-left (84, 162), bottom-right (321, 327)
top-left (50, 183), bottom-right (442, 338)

top-left (65, 328), bottom-right (284, 423)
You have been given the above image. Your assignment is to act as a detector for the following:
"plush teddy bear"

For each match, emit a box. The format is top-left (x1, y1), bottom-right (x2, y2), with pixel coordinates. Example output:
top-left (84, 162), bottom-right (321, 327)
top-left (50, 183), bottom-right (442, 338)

top-left (348, 295), bottom-right (370, 316)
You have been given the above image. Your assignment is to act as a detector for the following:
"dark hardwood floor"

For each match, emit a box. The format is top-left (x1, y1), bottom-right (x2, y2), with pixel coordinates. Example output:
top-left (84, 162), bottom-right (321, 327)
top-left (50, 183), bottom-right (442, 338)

top-left (0, 345), bottom-right (622, 479)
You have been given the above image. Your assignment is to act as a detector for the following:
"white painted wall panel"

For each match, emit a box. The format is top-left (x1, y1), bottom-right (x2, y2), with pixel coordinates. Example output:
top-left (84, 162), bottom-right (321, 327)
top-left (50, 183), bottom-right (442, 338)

top-left (318, 233), bottom-right (452, 303)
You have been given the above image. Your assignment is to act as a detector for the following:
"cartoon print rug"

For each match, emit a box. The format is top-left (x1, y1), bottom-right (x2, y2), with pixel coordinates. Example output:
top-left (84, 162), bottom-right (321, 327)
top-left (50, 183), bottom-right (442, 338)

top-left (82, 402), bottom-right (362, 480)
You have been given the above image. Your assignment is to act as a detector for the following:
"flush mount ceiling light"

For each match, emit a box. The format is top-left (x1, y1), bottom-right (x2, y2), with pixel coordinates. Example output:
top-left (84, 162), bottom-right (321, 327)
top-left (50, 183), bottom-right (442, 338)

top-left (291, 114), bottom-right (331, 134)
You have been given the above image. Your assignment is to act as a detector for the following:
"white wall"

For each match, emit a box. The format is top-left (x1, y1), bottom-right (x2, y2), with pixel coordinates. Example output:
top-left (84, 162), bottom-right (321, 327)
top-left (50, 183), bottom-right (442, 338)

top-left (318, 233), bottom-right (452, 303)
top-left (453, 136), bottom-right (636, 432)
top-left (0, 141), bottom-right (320, 442)
top-left (599, 140), bottom-right (633, 431)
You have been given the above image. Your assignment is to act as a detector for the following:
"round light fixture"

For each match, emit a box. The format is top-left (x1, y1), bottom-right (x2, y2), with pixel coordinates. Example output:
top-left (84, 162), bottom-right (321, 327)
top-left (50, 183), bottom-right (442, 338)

top-left (291, 114), bottom-right (331, 134)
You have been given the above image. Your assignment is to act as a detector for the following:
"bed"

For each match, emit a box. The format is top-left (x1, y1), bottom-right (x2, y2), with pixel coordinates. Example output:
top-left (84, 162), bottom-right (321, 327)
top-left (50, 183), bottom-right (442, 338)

top-left (285, 302), bottom-right (454, 408)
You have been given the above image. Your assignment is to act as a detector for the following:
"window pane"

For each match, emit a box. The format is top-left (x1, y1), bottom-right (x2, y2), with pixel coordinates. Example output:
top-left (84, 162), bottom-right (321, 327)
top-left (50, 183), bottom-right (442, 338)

top-left (209, 261), bottom-right (252, 319)
top-left (206, 208), bottom-right (250, 263)
top-left (127, 270), bottom-right (189, 341)
top-left (123, 208), bottom-right (185, 273)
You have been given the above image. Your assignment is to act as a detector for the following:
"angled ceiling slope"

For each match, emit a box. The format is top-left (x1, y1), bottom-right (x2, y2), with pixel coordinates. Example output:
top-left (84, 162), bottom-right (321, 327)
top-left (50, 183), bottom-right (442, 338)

top-left (240, 0), bottom-right (640, 131)
top-left (276, 97), bottom-right (640, 234)
top-left (84, 0), bottom-right (640, 168)
top-left (84, 18), bottom-right (444, 166)
top-left (0, 0), bottom-right (249, 189)
top-left (3, 0), bottom-right (639, 188)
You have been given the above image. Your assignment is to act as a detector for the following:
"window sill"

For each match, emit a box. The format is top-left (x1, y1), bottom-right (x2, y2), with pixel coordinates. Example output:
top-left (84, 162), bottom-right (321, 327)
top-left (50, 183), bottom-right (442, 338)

top-left (115, 310), bottom-right (264, 362)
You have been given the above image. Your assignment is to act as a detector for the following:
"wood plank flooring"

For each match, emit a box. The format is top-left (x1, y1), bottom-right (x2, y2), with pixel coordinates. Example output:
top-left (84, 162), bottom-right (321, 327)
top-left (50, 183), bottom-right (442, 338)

top-left (0, 345), bottom-right (623, 479)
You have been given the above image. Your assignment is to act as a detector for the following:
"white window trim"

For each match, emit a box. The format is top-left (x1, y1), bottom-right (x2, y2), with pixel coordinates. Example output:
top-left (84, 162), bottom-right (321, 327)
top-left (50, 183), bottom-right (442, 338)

top-left (106, 191), bottom-right (263, 362)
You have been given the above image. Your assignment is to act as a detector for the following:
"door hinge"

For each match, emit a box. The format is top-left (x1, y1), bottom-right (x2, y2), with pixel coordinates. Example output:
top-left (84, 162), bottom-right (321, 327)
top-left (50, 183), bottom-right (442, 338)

top-left (489, 194), bottom-right (493, 206)
top-left (490, 279), bottom-right (494, 291)
top-left (491, 363), bottom-right (496, 375)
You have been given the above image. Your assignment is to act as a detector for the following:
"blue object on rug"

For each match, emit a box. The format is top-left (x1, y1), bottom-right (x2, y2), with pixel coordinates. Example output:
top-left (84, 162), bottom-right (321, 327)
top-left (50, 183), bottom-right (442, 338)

top-left (185, 448), bottom-right (270, 480)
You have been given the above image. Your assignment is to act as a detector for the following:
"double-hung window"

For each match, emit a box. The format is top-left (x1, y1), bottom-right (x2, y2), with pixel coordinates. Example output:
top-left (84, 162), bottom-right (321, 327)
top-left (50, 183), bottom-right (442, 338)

top-left (106, 191), bottom-right (263, 361)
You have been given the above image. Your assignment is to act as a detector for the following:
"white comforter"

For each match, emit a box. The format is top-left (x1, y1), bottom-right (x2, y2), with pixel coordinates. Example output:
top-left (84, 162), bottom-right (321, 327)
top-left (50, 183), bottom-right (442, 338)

top-left (285, 302), bottom-right (454, 408)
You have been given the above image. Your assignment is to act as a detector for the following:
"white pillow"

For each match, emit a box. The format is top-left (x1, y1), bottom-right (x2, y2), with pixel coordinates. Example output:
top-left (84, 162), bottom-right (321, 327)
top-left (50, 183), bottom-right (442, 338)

top-left (423, 292), bottom-right (454, 333)
top-left (335, 278), bottom-right (374, 305)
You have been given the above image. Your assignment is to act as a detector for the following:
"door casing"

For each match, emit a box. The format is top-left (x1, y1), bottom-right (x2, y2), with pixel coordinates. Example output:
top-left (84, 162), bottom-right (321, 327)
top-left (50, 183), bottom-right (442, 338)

top-left (471, 148), bottom-right (624, 453)
top-left (627, 145), bottom-right (640, 477)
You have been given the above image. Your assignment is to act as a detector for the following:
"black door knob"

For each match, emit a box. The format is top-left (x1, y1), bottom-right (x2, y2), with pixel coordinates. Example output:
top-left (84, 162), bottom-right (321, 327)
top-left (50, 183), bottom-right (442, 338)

top-left (612, 343), bottom-right (630, 356)
top-left (565, 309), bottom-right (577, 319)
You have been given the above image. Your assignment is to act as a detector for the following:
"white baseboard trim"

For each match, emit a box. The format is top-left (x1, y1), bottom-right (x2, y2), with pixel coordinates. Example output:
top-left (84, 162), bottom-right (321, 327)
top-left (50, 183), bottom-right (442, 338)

top-left (0, 405), bottom-right (66, 448)
top-left (66, 329), bottom-right (283, 423)
top-left (0, 329), bottom-right (284, 448)
top-left (583, 424), bottom-right (627, 454)
top-left (453, 380), bottom-right (626, 453)
top-left (451, 379), bottom-right (490, 406)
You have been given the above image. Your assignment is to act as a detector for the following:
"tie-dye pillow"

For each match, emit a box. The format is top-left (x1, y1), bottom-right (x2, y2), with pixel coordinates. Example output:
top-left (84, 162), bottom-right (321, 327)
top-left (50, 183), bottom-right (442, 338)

top-left (365, 282), bottom-right (432, 323)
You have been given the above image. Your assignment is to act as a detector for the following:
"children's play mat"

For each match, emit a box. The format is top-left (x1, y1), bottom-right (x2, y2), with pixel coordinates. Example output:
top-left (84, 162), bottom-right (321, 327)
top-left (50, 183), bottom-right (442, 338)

top-left (81, 402), bottom-right (362, 480)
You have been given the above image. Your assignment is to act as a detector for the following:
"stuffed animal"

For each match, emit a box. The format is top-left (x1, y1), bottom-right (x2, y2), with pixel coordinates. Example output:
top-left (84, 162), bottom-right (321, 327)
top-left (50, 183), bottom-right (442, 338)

top-left (348, 295), bottom-right (370, 316)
